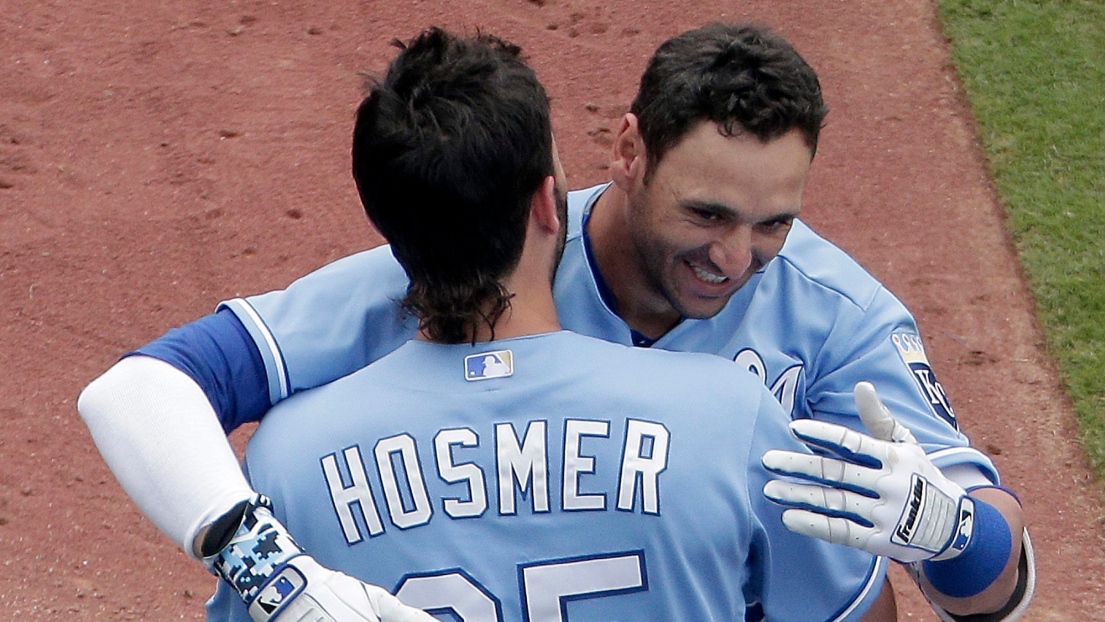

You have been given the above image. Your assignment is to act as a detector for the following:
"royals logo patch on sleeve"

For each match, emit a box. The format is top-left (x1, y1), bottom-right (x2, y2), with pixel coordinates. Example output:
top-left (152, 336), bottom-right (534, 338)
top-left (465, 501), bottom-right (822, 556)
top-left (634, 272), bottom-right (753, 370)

top-left (465, 350), bottom-right (514, 381)
top-left (891, 332), bottom-right (958, 429)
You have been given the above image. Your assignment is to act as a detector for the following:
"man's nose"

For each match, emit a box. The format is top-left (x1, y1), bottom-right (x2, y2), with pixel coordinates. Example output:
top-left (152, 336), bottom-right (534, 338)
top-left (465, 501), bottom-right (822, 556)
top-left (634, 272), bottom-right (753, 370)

top-left (709, 224), bottom-right (753, 277)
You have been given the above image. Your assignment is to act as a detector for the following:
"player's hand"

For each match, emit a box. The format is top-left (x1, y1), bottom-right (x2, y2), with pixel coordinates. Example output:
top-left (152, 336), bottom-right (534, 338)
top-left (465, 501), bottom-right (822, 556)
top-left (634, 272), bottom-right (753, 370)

top-left (244, 555), bottom-right (438, 622)
top-left (761, 382), bottom-right (976, 563)
top-left (208, 495), bottom-right (436, 622)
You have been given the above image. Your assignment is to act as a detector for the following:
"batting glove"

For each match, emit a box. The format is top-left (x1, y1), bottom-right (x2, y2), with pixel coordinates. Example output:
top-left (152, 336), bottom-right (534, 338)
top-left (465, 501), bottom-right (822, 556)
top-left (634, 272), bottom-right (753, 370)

top-left (208, 495), bottom-right (437, 622)
top-left (761, 382), bottom-right (976, 564)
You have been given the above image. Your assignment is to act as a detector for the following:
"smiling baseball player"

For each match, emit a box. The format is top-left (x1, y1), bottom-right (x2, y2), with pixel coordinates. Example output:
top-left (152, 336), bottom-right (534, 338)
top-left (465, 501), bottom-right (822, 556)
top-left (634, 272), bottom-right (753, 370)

top-left (200, 27), bottom-right (886, 620)
top-left (79, 23), bottom-right (1032, 621)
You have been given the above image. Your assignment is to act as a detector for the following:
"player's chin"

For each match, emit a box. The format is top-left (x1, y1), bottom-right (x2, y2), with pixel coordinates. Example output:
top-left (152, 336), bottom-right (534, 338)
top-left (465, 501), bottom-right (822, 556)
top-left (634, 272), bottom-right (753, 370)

top-left (672, 272), bottom-right (746, 318)
top-left (672, 286), bottom-right (739, 320)
top-left (675, 297), bottom-right (732, 320)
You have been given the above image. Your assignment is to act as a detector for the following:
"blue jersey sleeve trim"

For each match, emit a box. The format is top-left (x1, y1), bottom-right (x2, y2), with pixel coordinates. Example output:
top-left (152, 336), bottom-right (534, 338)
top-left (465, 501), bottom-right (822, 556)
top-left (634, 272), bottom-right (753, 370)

top-left (218, 297), bottom-right (290, 405)
top-left (828, 555), bottom-right (888, 622)
top-left (131, 308), bottom-right (271, 432)
top-left (928, 447), bottom-right (1000, 485)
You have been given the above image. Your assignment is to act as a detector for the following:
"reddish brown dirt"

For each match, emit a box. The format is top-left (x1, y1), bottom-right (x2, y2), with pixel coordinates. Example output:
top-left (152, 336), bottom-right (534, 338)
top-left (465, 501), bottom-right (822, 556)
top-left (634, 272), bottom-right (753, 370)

top-left (2, 0), bottom-right (1101, 619)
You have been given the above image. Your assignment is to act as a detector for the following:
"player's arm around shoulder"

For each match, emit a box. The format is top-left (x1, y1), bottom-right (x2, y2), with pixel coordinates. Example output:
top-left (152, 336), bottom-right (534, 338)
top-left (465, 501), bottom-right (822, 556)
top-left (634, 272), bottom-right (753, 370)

top-left (78, 355), bottom-right (258, 555)
top-left (224, 244), bottom-right (416, 400)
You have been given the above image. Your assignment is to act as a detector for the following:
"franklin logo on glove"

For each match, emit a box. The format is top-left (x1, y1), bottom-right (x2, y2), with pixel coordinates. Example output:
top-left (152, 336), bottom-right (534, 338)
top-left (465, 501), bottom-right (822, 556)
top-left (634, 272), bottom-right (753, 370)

top-left (895, 476), bottom-right (928, 545)
top-left (890, 475), bottom-right (975, 558)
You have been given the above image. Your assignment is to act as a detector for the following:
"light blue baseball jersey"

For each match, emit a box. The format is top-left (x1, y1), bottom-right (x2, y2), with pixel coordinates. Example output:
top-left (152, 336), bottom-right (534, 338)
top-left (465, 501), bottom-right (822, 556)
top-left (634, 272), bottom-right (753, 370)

top-left (217, 183), bottom-right (997, 481)
top-left (206, 331), bottom-right (885, 621)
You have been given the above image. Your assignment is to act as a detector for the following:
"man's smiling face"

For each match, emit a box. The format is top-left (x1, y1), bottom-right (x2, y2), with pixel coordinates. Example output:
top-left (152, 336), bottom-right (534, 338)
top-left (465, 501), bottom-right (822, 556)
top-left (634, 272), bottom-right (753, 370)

top-left (624, 121), bottom-right (813, 323)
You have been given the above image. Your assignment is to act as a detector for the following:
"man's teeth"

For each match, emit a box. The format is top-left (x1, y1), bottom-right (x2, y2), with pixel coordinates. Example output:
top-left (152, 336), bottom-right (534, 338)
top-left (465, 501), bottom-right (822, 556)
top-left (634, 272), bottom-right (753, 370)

top-left (690, 262), bottom-right (728, 284)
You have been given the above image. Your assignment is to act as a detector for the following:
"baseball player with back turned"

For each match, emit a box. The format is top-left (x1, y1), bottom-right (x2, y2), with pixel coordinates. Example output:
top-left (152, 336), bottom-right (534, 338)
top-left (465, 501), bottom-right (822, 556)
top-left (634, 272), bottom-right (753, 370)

top-left (205, 27), bottom-right (889, 620)
top-left (78, 23), bottom-right (1033, 621)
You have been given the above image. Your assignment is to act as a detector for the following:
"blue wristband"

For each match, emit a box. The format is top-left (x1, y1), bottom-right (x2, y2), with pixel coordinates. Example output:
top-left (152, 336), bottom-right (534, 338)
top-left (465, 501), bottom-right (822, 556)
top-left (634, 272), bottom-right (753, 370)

top-left (921, 498), bottom-right (1012, 598)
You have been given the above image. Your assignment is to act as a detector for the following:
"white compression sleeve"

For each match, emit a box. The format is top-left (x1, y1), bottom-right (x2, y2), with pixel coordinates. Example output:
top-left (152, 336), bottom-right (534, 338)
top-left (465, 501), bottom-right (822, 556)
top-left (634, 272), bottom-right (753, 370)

top-left (77, 355), bottom-right (256, 559)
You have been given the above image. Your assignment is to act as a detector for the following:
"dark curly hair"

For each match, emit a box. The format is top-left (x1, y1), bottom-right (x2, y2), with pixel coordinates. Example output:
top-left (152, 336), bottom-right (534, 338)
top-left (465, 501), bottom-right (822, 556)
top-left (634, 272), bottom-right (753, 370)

top-left (351, 28), bottom-right (554, 343)
top-left (631, 23), bottom-right (828, 181)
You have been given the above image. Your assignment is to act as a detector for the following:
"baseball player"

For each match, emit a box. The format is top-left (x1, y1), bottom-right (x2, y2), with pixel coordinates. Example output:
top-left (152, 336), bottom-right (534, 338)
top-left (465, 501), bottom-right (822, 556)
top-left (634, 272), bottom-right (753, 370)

top-left (79, 23), bottom-right (1032, 621)
top-left (204, 28), bottom-right (885, 620)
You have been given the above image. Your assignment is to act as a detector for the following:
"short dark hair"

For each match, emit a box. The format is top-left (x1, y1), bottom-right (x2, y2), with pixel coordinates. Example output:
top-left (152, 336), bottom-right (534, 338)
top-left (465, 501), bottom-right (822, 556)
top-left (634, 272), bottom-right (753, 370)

top-left (631, 23), bottom-right (828, 178)
top-left (351, 27), bottom-right (554, 343)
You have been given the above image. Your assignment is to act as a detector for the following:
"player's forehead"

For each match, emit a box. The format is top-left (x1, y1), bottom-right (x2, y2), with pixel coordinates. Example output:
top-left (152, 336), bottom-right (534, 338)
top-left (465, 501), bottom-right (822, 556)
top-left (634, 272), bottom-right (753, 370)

top-left (647, 124), bottom-right (811, 220)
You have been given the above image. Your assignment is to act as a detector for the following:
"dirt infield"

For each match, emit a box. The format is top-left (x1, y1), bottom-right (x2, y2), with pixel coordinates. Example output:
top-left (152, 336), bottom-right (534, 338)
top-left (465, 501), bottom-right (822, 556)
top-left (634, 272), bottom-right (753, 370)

top-left (2, 0), bottom-right (1102, 619)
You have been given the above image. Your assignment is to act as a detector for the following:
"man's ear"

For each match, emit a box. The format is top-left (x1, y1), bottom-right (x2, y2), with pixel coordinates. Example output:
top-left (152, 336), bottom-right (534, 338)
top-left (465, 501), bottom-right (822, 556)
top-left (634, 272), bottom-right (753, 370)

top-left (610, 113), bottom-right (646, 189)
top-left (530, 175), bottom-right (561, 235)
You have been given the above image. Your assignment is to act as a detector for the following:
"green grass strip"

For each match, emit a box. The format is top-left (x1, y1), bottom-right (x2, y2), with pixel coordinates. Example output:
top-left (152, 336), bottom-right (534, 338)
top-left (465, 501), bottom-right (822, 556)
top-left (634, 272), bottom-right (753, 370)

top-left (937, 0), bottom-right (1105, 481)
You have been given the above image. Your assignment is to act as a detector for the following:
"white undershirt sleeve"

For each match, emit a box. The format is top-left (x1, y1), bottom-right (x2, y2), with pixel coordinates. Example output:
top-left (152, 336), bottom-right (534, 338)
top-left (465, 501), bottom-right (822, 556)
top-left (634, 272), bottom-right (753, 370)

top-left (77, 355), bottom-right (256, 559)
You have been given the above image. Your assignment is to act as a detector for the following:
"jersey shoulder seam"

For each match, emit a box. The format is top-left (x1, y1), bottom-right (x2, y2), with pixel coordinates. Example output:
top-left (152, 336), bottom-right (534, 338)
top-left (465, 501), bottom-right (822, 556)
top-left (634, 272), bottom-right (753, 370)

top-left (771, 224), bottom-right (885, 313)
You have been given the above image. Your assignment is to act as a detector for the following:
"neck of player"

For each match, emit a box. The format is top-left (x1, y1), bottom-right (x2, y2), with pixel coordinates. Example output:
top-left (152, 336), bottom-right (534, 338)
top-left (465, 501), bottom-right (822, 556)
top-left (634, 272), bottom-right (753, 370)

top-left (417, 179), bottom-right (564, 345)
top-left (588, 186), bottom-right (681, 340)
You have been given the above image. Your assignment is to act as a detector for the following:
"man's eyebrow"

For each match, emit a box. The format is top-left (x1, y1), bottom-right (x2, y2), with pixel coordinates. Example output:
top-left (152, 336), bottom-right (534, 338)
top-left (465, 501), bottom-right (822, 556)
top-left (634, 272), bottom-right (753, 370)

top-left (683, 199), bottom-right (798, 223)
top-left (683, 199), bottom-right (738, 215)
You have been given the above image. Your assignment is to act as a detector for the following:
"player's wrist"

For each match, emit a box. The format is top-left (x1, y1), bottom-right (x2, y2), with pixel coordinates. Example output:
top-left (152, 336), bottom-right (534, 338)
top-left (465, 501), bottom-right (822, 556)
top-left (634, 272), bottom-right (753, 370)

top-left (966, 483), bottom-right (1022, 506)
top-left (195, 497), bottom-right (254, 558)
top-left (920, 497), bottom-right (1012, 598)
top-left (244, 556), bottom-right (317, 622)
top-left (205, 494), bottom-right (305, 605)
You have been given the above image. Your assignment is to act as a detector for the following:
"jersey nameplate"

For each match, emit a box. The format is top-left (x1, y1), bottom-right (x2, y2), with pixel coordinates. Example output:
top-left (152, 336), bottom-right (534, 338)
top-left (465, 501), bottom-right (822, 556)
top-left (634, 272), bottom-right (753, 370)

top-left (318, 418), bottom-right (669, 545)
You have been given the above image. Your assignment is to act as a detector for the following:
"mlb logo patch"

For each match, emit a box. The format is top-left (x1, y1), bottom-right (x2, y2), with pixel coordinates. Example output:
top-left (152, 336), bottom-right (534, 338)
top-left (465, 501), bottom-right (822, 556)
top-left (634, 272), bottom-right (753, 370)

top-left (948, 500), bottom-right (976, 554)
top-left (249, 565), bottom-right (306, 619)
top-left (465, 350), bottom-right (514, 381)
top-left (892, 332), bottom-right (957, 428)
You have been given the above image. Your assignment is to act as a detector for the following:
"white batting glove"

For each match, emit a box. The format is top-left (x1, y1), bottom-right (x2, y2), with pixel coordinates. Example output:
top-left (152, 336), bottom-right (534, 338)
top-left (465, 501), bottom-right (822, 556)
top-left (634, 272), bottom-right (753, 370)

top-left (244, 556), bottom-right (437, 622)
top-left (762, 382), bottom-right (976, 564)
top-left (208, 495), bottom-right (437, 622)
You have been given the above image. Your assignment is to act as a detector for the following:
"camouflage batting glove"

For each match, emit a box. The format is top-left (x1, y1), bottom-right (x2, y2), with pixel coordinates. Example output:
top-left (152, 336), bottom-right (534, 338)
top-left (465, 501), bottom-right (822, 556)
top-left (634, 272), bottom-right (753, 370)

top-left (206, 494), bottom-right (436, 622)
